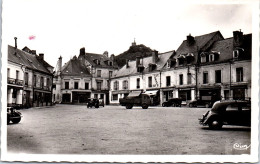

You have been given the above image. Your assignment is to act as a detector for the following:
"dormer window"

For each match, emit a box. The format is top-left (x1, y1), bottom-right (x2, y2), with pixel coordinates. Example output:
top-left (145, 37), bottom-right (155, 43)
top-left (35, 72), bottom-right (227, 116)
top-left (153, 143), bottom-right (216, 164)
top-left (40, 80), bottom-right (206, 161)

top-left (186, 53), bottom-right (194, 64)
top-left (148, 63), bottom-right (156, 71)
top-left (168, 58), bottom-right (176, 68)
top-left (233, 50), bottom-right (239, 58)
top-left (200, 52), bottom-right (208, 63)
top-left (178, 55), bottom-right (185, 66)
top-left (94, 59), bottom-right (101, 65)
top-left (209, 54), bottom-right (215, 62)
top-left (137, 65), bottom-right (144, 73)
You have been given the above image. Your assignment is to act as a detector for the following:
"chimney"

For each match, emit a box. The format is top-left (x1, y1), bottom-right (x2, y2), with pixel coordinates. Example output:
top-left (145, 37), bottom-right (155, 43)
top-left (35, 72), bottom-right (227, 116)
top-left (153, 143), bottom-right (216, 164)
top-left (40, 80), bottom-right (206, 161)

top-left (110, 54), bottom-right (115, 61)
top-left (14, 37), bottom-right (17, 49)
top-left (186, 34), bottom-right (195, 46)
top-left (152, 50), bottom-right (159, 63)
top-left (103, 51), bottom-right (108, 57)
top-left (80, 47), bottom-right (85, 55)
top-left (233, 30), bottom-right (244, 47)
top-left (136, 56), bottom-right (141, 68)
top-left (126, 59), bottom-right (129, 68)
top-left (39, 53), bottom-right (44, 60)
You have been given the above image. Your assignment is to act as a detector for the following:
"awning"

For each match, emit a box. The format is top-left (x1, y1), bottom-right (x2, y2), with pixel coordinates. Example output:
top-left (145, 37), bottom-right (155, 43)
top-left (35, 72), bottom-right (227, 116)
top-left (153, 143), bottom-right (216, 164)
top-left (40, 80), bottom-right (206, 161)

top-left (144, 90), bottom-right (158, 96)
top-left (128, 91), bottom-right (142, 97)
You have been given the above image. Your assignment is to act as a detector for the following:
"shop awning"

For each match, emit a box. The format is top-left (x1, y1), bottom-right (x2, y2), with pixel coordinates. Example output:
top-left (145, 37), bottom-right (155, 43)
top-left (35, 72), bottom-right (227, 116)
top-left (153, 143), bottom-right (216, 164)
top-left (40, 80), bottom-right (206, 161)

top-left (144, 90), bottom-right (158, 96)
top-left (128, 91), bottom-right (142, 97)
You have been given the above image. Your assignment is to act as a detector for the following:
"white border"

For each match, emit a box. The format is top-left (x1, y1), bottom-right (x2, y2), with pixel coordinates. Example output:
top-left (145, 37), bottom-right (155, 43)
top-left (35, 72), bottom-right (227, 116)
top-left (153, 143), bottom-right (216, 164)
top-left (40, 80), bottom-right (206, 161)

top-left (1, 0), bottom-right (259, 162)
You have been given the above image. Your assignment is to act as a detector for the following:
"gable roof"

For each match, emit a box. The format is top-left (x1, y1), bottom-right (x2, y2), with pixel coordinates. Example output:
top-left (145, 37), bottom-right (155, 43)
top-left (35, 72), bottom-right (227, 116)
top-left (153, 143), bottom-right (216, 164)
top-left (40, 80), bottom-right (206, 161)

top-left (80, 52), bottom-right (118, 69)
top-left (8, 45), bottom-right (52, 74)
top-left (114, 50), bottom-right (174, 78)
top-left (175, 31), bottom-right (223, 58)
top-left (61, 56), bottom-right (91, 76)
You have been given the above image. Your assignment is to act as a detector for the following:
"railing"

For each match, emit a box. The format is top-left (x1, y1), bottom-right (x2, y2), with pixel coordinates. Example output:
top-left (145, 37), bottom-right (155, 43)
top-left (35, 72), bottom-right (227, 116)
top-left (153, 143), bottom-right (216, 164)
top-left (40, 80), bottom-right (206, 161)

top-left (8, 78), bottom-right (23, 86)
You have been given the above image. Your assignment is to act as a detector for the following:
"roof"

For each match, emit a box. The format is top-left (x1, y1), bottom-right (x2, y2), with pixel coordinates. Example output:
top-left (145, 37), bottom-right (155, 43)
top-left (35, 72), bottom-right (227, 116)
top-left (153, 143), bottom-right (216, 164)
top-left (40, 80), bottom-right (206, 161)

top-left (174, 31), bottom-right (223, 59)
top-left (8, 45), bottom-right (52, 74)
top-left (61, 56), bottom-right (91, 76)
top-left (114, 51), bottom-right (174, 77)
top-left (208, 33), bottom-right (252, 62)
top-left (80, 52), bottom-right (118, 69)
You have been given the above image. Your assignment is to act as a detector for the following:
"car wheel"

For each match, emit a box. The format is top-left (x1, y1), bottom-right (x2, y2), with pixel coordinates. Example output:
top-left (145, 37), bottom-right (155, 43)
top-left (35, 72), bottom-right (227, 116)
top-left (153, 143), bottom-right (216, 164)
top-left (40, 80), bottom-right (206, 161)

top-left (7, 116), bottom-right (10, 124)
top-left (142, 103), bottom-right (148, 109)
top-left (189, 103), bottom-right (193, 107)
top-left (172, 103), bottom-right (176, 107)
top-left (126, 104), bottom-right (133, 109)
top-left (208, 119), bottom-right (223, 130)
top-left (162, 103), bottom-right (166, 107)
top-left (12, 117), bottom-right (21, 124)
top-left (205, 104), bottom-right (209, 108)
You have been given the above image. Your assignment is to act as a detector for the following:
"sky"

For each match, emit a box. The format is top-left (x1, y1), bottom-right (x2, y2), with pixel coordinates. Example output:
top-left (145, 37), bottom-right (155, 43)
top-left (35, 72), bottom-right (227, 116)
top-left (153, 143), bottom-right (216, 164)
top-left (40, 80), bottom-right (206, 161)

top-left (2, 0), bottom-right (254, 68)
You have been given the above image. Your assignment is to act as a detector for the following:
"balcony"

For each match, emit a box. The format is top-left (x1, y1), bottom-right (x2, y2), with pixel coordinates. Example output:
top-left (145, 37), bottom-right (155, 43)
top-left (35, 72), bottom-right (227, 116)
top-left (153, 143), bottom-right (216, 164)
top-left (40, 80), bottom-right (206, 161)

top-left (8, 78), bottom-right (23, 86)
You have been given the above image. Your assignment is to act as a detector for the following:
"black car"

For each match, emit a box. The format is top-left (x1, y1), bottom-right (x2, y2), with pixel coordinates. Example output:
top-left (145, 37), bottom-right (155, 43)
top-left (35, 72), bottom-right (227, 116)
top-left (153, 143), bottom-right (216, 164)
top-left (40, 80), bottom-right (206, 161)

top-left (7, 107), bottom-right (22, 124)
top-left (87, 98), bottom-right (99, 108)
top-left (188, 99), bottom-right (213, 108)
top-left (162, 98), bottom-right (182, 107)
top-left (199, 100), bottom-right (251, 129)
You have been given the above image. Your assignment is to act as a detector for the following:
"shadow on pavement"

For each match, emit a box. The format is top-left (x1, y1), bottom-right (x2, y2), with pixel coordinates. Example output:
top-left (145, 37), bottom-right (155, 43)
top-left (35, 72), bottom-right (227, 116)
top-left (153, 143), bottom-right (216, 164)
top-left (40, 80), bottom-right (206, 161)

top-left (201, 127), bottom-right (251, 132)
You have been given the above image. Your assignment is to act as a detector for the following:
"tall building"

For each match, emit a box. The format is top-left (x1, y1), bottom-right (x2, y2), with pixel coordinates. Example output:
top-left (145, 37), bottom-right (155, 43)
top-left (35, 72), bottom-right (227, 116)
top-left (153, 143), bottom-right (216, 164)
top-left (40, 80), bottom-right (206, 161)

top-left (7, 38), bottom-right (54, 108)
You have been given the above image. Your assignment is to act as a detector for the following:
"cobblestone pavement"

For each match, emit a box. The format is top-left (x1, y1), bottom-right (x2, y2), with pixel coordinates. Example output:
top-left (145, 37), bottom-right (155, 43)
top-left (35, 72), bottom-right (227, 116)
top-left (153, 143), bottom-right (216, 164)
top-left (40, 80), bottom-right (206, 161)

top-left (7, 104), bottom-right (250, 155)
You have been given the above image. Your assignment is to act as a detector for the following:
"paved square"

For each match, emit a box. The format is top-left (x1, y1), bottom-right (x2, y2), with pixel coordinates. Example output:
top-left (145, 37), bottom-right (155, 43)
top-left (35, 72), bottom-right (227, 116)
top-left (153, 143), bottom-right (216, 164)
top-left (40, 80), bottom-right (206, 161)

top-left (7, 105), bottom-right (250, 154)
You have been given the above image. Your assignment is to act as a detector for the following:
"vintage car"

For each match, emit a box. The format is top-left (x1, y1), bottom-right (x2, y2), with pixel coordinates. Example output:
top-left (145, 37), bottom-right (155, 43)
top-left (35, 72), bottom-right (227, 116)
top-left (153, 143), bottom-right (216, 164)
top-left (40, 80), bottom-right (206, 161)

top-left (119, 91), bottom-right (151, 109)
top-left (7, 107), bottom-right (22, 124)
top-left (87, 98), bottom-right (99, 108)
top-left (188, 99), bottom-right (213, 108)
top-left (162, 98), bottom-right (182, 107)
top-left (199, 100), bottom-right (251, 129)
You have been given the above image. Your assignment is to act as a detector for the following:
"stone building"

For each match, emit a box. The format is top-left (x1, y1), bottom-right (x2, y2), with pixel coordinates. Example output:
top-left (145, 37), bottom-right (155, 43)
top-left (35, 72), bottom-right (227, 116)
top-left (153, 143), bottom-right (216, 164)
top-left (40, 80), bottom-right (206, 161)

top-left (78, 48), bottom-right (118, 104)
top-left (109, 30), bottom-right (251, 105)
top-left (7, 39), bottom-right (53, 108)
top-left (53, 56), bottom-right (92, 103)
top-left (110, 50), bottom-right (174, 105)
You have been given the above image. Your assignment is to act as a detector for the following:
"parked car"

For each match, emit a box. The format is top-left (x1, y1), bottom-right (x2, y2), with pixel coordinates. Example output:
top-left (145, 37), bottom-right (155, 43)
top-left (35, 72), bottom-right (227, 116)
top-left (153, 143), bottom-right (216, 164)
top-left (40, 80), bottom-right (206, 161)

top-left (199, 100), bottom-right (251, 129)
top-left (87, 98), bottom-right (99, 108)
top-left (119, 91), bottom-right (151, 109)
top-left (162, 98), bottom-right (182, 107)
top-left (188, 99), bottom-right (213, 108)
top-left (7, 107), bottom-right (22, 124)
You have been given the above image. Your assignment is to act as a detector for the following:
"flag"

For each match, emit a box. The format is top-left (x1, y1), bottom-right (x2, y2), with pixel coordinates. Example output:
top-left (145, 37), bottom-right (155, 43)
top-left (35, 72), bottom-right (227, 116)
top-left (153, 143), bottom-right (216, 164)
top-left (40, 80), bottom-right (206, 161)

top-left (29, 35), bottom-right (36, 40)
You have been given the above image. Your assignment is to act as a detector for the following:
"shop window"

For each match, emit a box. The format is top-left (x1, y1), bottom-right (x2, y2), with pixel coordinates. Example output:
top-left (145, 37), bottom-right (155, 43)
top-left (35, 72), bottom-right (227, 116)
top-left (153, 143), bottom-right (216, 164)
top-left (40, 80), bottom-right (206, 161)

top-left (74, 82), bottom-right (78, 89)
top-left (179, 74), bottom-right (183, 85)
top-left (65, 82), bottom-right (69, 89)
top-left (137, 78), bottom-right (140, 89)
top-left (203, 72), bottom-right (208, 84)
top-left (16, 70), bottom-right (19, 80)
top-left (148, 76), bottom-right (152, 87)
top-left (7, 68), bottom-right (10, 78)
top-left (112, 94), bottom-right (118, 101)
top-left (215, 70), bottom-right (221, 83)
top-left (94, 94), bottom-right (98, 99)
top-left (12, 89), bottom-right (17, 98)
top-left (166, 76), bottom-right (171, 86)
top-left (236, 67), bottom-right (243, 82)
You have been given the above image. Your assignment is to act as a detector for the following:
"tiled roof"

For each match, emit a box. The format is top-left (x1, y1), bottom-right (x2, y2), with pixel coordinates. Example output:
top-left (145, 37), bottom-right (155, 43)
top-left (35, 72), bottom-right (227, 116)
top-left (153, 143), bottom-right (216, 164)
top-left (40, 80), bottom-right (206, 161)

top-left (81, 52), bottom-right (118, 69)
top-left (61, 56), bottom-right (91, 76)
top-left (8, 45), bottom-right (52, 74)
top-left (114, 51), bottom-right (174, 77)
top-left (175, 31), bottom-right (223, 58)
top-left (209, 34), bottom-right (252, 62)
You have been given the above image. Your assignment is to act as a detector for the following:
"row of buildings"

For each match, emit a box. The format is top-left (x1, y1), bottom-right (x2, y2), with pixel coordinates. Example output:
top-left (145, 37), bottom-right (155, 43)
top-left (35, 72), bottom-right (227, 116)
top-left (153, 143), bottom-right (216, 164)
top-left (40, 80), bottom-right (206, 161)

top-left (7, 30), bottom-right (251, 108)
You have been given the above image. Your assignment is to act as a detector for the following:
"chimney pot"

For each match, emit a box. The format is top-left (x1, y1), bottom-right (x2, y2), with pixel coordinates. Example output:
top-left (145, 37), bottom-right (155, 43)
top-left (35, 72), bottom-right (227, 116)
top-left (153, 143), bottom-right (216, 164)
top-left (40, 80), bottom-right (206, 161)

top-left (186, 34), bottom-right (195, 46)
top-left (80, 47), bottom-right (85, 55)
top-left (14, 37), bottom-right (17, 49)
top-left (233, 30), bottom-right (244, 47)
top-left (152, 51), bottom-right (159, 63)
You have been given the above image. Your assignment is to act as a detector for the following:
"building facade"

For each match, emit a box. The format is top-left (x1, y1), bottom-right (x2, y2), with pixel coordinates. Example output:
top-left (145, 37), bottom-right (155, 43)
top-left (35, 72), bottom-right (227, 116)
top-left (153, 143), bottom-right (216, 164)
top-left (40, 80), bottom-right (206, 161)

top-left (8, 41), bottom-right (54, 108)
top-left (109, 30), bottom-right (251, 105)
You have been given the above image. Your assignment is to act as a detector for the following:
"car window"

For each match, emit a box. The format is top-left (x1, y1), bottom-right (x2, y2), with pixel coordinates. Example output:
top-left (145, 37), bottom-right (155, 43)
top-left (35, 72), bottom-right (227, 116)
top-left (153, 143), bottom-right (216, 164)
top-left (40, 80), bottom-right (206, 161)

top-left (241, 103), bottom-right (251, 111)
top-left (226, 104), bottom-right (239, 111)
